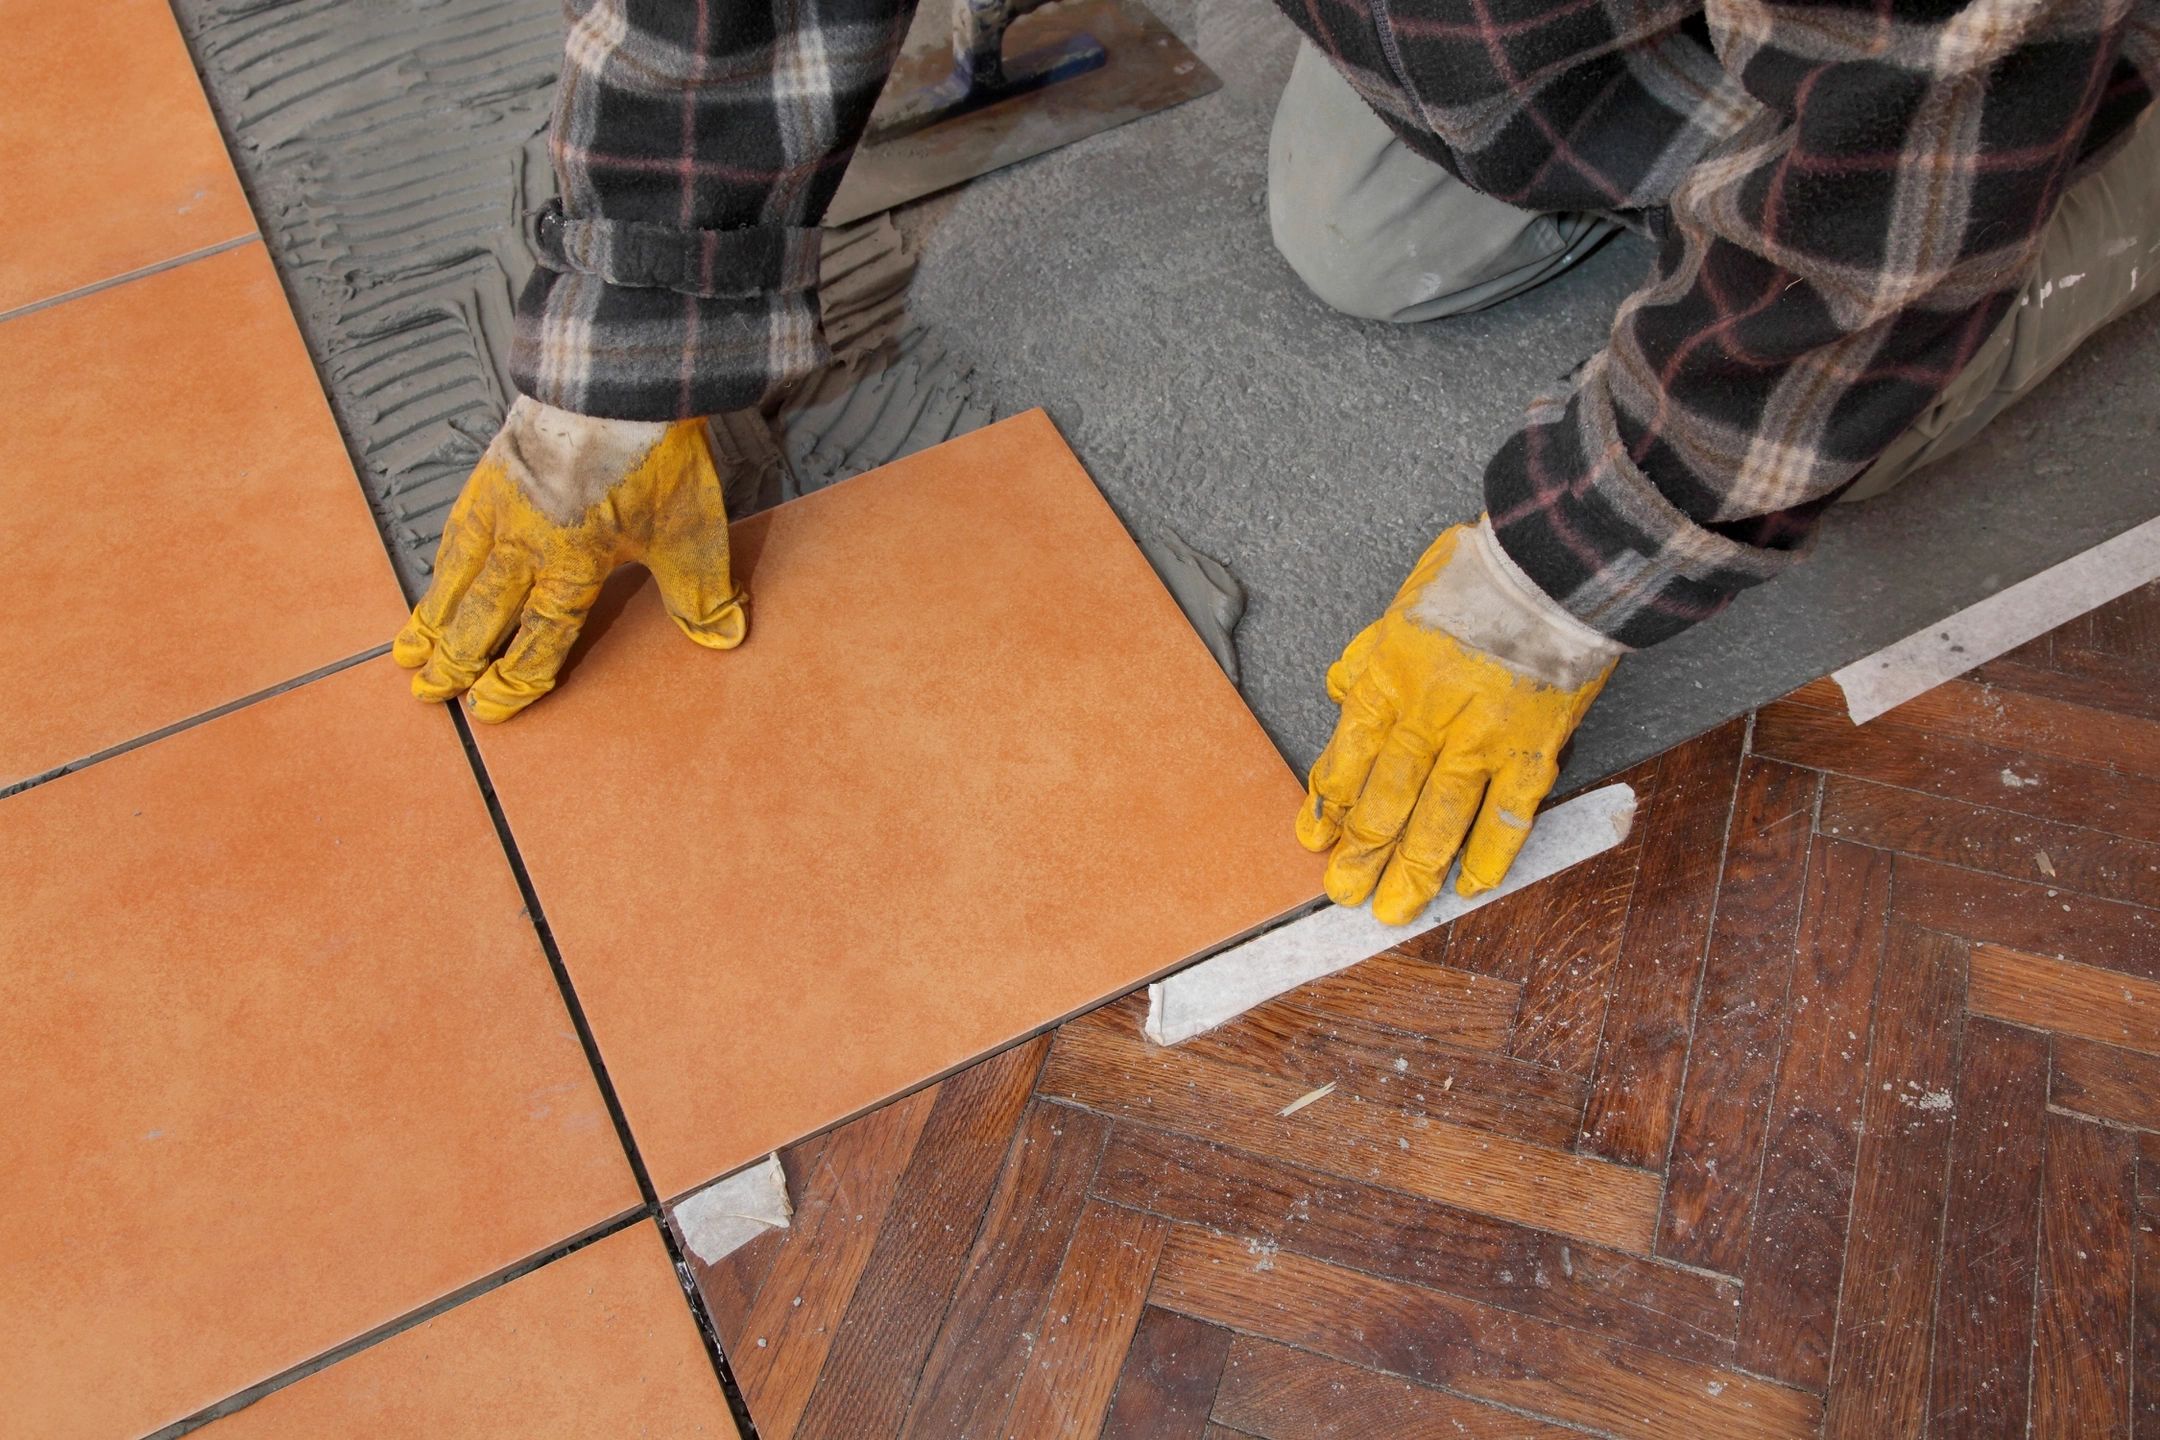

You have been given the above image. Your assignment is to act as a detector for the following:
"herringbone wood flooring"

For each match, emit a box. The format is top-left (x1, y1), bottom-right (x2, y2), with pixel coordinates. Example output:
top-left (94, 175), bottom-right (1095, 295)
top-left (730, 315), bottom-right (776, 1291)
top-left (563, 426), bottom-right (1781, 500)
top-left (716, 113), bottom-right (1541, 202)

top-left (679, 582), bottom-right (2160, 1440)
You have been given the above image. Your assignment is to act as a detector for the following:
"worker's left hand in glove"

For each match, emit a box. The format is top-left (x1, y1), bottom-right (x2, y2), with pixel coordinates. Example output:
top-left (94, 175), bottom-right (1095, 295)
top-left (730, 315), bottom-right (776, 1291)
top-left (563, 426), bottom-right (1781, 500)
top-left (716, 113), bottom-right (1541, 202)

top-left (393, 396), bottom-right (748, 722)
top-left (1298, 516), bottom-right (1624, 924)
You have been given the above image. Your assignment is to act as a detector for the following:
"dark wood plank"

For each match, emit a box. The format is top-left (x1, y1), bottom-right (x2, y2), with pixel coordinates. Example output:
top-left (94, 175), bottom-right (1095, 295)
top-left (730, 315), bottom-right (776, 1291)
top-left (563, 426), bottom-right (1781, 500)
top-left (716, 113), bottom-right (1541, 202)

top-left (723, 1088), bottom-right (937, 1438)
top-left (792, 1036), bottom-right (1049, 1440)
top-left (2033, 1114), bottom-right (2138, 1439)
top-left (1752, 701), bottom-right (2160, 845)
top-left (1508, 811), bottom-right (1651, 1075)
top-left (1092, 1120), bottom-right (1741, 1367)
top-left (1968, 944), bottom-right (2160, 1054)
top-left (1210, 1334), bottom-right (1580, 1439)
top-left (1926, 1018), bottom-right (2048, 1440)
top-left (1736, 837), bottom-right (1894, 1389)
top-left (1580, 719), bottom-right (1747, 1167)
top-left (1838, 676), bottom-right (2160, 780)
top-left (900, 1099), bottom-right (1108, 1439)
top-left (1999, 624), bottom-right (2060, 670)
top-left (1449, 755), bottom-right (1656, 1073)
top-left (2057, 581), bottom-right (2160, 676)
top-left (1894, 858), bottom-right (2160, 984)
top-left (1824, 925), bottom-right (1969, 1440)
top-left (1150, 1227), bottom-right (1822, 1440)
top-left (1820, 773), bottom-right (2160, 908)
top-left (1176, 993), bottom-right (1588, 1150)
top-left (1660, 755), bottom-right (1819, 1271)
top-left (1442, 753), bottom-right (1656, 992)
top-left (2137, 1135), bottom-right (2160, 1440)
top-left (1098, 1306), bottom-right (1233, 1440)
top-left (2053, 1036), bottom-right (2160, 1132)
top-left (1264, 949), bottom-right (1520, 1053)
top-left (1042, 1001), bottom-right (1662, 1250)
top-left (1971, 655), bottom-right (2160, 728)
top-left (998, 1199), bottom-right (1167, 1438)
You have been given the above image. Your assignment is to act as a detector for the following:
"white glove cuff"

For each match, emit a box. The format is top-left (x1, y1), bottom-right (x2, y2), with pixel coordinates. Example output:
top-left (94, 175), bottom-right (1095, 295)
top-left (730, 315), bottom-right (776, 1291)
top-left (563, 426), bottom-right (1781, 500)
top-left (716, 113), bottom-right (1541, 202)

top-left (490, 395), bottom-right (671, 525)
top-left (1405, 516), bottom-right (1628, 689)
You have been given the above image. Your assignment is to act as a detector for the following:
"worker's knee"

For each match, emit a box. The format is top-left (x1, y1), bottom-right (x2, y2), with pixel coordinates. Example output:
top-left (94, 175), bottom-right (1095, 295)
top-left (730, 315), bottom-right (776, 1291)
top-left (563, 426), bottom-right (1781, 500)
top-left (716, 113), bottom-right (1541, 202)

top-left (1267, 44), bottom-right (1616, 324)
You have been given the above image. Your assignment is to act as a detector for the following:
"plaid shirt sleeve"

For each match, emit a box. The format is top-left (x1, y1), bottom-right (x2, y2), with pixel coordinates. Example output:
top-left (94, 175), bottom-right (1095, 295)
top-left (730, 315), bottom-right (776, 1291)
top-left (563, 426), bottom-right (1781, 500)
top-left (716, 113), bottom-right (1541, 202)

top-left (1481, 1), bottom-right (2156, 647)
top-left (1289, 0), bottom-right (2156, 647)
top-left (509, 0), bottom-right (916, 420)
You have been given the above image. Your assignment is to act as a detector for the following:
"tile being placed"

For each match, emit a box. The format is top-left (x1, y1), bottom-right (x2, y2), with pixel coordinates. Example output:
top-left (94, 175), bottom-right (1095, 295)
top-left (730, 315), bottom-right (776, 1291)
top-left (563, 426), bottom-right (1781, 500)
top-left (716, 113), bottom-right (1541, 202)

top-left (0, 241), bottom-right (406, 786)
top-left (474, 410), bottom-right (1325, 1199)
top-left (3, 0), bottom-right (256, 311)
top-left (202, 1222), bottom-right (738, 1439)
top-left (0, 658), bottom-right (640, 1440)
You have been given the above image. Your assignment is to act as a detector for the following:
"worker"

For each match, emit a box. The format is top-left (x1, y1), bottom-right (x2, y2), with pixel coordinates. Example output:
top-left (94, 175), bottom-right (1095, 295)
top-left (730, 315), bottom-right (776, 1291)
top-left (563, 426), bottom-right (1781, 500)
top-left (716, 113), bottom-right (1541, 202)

top-left (394, 0), bottom-right (2158, 926)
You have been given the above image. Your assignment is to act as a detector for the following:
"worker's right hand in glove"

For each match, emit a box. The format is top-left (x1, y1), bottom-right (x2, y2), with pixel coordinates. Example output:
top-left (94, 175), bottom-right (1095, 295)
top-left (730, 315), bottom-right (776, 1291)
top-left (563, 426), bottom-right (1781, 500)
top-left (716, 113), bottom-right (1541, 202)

top-left (393, 396), bottom-right (748, 722)
top-left (1297, 516), bottom-right (1624, 925)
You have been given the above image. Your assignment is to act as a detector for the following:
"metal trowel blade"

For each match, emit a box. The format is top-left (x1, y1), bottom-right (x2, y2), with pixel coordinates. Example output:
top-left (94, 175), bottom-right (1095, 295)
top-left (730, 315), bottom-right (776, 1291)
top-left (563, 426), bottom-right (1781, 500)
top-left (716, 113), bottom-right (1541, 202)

top-left (823, 0), bottom-right (1221, 226)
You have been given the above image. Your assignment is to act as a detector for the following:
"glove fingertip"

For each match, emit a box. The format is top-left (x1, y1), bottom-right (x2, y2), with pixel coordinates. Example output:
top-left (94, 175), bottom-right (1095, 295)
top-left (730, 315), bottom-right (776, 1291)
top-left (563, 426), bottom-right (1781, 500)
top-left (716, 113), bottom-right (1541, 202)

top-left (1294, 794), bottom-right (1341, 852)
top-left (669, 594), bottom-right (749, 651)
top-left (391, 627), bottom-right (432, 670)
top-left (1323, 848), bottom-right (1386, 909)
top-left (409, 670), bottom-right (455, 704)
top-left (465, 691), bottom-right (526, 725)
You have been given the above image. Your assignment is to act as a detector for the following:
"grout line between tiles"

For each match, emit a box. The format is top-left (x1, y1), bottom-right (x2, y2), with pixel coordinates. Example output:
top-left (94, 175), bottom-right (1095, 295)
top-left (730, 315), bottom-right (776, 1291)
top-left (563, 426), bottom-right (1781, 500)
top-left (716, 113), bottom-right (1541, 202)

top-left (145, 1206), bottom-right (649, 1438)
top-left (0, 643), bottom-right (392, 800)
top-left (440, 700), bottom-right (767, 1439)
top-left (0, 233), bottom-right (261, 325)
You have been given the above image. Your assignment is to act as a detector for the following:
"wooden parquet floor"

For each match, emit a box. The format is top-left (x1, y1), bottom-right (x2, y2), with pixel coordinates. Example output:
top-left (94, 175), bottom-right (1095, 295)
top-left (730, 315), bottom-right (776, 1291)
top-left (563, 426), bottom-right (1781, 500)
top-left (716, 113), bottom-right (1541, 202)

top-left (680, 582), bottom-right (2160, 1440)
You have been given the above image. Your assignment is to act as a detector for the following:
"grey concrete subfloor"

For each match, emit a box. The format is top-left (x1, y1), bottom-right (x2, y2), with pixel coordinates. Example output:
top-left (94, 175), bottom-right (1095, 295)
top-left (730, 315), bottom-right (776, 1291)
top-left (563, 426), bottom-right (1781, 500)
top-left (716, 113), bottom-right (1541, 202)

top-left (178, 0), bottom-right (2160, 789)
top-left (902, 0), bottom-right (2160, 786)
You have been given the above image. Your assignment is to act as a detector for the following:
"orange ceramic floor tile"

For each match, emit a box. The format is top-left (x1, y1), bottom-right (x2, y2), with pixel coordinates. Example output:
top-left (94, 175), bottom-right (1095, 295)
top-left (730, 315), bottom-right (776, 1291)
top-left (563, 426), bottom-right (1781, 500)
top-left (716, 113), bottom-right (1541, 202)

top-left (0, 241), bottom-right (407, 786)
top-left (0, 658), bottom-right (641, 1440)
top-left (3, 0), bottom-right (256, 311)
top-left (202, 1222), bottom-right (738, 1439)
top-left (474, 411), bottom-right (1325, 1199)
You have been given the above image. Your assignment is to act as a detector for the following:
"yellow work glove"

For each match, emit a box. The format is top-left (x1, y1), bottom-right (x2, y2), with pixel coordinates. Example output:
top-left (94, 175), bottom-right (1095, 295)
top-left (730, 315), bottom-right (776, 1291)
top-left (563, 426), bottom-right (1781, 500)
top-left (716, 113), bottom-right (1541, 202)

top-left (1298, 517), bottom-right (1623, 925)
top-left (393, 397), bottom-right (747, 722)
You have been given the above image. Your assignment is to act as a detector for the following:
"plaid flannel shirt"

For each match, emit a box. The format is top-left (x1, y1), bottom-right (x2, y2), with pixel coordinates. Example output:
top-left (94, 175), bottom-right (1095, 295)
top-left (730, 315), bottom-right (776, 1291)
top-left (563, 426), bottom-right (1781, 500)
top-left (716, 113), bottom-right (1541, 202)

top-left (511, 0), bottom-right (2156, 645)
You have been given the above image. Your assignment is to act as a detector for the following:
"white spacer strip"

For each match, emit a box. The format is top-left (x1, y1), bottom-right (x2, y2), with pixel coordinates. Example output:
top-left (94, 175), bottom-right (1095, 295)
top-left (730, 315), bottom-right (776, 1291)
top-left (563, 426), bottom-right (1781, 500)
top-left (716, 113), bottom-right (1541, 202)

top-left (1832, 515), bottom-right (2160, 726)
top-left (1143, 783), bottom-right (1638, 1047)
top-left (673, 1153), bottom-right (792, 1265)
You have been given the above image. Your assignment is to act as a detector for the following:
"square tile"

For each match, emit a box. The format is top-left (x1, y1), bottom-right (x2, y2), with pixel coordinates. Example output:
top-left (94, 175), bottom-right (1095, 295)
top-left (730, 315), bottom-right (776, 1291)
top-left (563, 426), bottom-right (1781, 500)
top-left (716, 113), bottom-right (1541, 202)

top-left (202, 1223), bottom-right (738, 1439)
top-left (0, 658), bottom-right (641, 1440)
top-left (2, 0), bottom-right (256, 311)
top-left (0, 242), bottom-right (407, 785)
top-left (475, 411), bottom-right (1324, 1198)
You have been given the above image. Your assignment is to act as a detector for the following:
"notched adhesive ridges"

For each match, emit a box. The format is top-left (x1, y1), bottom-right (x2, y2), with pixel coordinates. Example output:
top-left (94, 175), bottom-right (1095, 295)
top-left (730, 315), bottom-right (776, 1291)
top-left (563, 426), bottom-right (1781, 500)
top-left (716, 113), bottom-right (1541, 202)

top-left (175, 0), bottom-right (566, 593)
top-left (176, 0), bottom-right (1247, 673)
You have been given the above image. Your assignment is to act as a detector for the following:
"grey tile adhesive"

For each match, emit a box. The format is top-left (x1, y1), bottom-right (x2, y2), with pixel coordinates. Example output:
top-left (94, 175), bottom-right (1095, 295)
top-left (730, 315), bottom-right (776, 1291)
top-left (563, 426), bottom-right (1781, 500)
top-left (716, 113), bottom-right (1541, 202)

top-left (170, 0), bottom-right (1249, 677)
top-left (174, 0), bottom-right (2160, 778)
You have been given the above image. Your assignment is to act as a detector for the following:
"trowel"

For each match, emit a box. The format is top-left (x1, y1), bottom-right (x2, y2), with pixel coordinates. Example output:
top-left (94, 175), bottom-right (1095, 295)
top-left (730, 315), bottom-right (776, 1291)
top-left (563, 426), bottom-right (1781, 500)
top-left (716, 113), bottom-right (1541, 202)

top-left (823, 0), bottom-right (1221, 225)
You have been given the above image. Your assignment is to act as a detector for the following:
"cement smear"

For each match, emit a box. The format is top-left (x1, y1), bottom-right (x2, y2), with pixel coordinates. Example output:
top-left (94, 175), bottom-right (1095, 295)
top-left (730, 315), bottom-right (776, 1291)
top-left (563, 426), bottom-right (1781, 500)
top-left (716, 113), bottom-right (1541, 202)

top-left (1138, 528), bottom-right (1247, 682)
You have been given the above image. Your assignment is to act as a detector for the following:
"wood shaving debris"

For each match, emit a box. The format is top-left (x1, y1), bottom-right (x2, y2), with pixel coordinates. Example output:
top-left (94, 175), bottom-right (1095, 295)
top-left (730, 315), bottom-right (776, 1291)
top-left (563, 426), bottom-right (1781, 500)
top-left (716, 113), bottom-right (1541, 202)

top-left (1278, 1081), bottom-right (1337, 1117)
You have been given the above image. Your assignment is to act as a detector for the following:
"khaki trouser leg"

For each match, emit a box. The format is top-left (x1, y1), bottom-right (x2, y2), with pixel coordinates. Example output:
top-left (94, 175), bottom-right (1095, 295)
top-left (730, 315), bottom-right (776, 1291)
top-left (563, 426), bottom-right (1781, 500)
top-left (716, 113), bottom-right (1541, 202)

top-left (1845, 113), bottom-right (2160, 503)
top-left (1267, 43), bottom-right (1620, 324)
